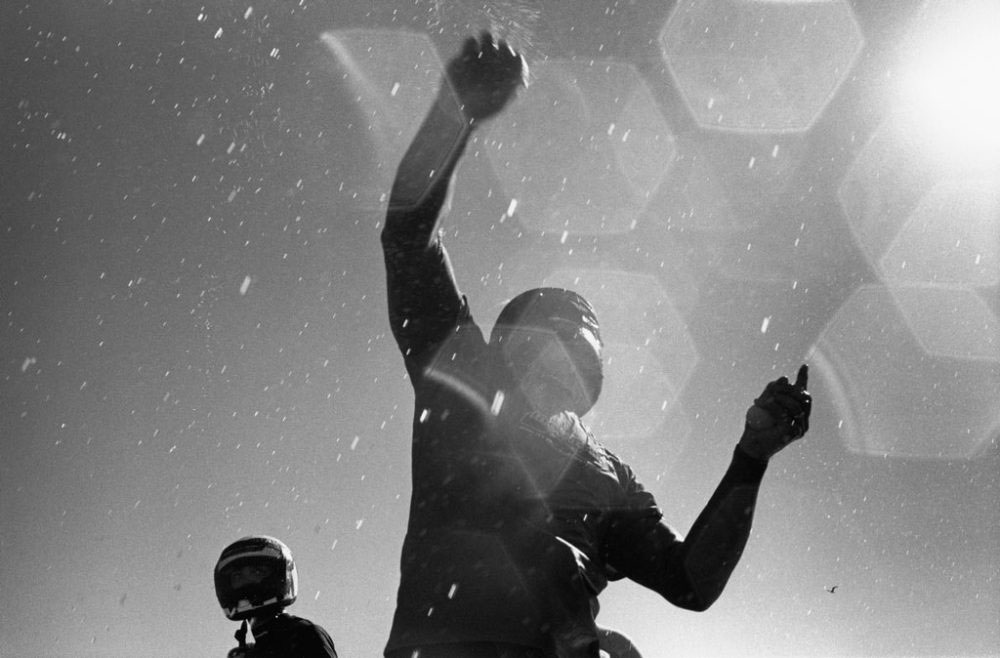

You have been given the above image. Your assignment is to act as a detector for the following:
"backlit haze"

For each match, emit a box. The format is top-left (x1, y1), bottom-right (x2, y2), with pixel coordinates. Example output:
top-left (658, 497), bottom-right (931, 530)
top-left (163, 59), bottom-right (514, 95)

top-left (3, 1), bottom-right (998, 656)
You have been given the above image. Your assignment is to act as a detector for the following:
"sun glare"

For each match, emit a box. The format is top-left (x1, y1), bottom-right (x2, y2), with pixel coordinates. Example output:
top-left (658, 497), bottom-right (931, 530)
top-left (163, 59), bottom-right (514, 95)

top-left (896, 1), bottom-right (1000, 170)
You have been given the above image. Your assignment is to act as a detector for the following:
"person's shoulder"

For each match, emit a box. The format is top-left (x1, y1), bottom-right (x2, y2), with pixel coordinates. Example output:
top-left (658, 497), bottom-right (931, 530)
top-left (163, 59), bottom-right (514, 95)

top-left (581, 430), bottom-right (647, 490)
top-left (278, 612), bottom-right (328, 632)
top-left (574, 416), bottom-right (621, 463)
top-left (277, 612), bottom-right (312, 626)
top-left (275, 613), bottom-right (339, 656)
top-left (572, 416), bottom-right (638, 480)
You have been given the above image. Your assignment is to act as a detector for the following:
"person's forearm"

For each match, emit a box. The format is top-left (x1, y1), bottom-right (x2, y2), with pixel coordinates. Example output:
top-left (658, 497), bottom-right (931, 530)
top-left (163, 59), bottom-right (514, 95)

top-left (678, 446), bottom-right (767, 609)
top-left (606, 447), bottom-right (767, 611)
top-left (387, 90), bottom-right (474, 222)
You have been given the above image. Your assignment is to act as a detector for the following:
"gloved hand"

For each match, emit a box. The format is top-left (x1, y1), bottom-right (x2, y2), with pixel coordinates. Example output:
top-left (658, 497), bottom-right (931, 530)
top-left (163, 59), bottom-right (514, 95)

top-left (442, 31), bottom-right (528, 123)
top-left (738, 364), bottom-right (812, 461)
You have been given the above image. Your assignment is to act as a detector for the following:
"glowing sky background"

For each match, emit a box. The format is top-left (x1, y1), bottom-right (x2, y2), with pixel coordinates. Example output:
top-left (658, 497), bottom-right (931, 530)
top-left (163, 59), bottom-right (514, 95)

top-left (3, 1), bottom-right (998, 656)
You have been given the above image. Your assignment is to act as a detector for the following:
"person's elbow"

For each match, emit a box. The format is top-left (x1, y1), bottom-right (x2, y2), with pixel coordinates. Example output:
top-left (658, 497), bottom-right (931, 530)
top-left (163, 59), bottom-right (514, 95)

top-left (670, 589), bottom-right (716, 613)
top-left (667, 571), bottom-right (724, 612)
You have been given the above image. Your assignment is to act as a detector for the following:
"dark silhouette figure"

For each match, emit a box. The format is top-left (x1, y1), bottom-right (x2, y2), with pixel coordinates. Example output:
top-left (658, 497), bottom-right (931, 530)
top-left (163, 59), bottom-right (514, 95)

top-left (214, 536), bottom-right (339, 658)
top-left (380, 32), bottom-right (813, 658)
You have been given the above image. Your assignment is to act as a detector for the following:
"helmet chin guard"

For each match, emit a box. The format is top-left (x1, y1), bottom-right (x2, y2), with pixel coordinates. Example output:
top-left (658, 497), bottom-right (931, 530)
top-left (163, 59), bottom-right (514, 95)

top-left (214, 535), bottom-right (298, 621)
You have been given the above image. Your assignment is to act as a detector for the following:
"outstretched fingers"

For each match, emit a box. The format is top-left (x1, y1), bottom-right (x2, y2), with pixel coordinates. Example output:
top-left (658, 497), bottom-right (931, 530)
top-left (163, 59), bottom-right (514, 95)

top-left (459, 34), bottom-right (480, 60)
top-left (795, 363), bottom-right (808, 389)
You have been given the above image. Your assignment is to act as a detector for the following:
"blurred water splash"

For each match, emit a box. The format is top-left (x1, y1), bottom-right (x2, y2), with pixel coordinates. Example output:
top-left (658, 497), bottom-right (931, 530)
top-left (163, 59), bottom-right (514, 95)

top-left (428, 0), bottom-right (544, 65)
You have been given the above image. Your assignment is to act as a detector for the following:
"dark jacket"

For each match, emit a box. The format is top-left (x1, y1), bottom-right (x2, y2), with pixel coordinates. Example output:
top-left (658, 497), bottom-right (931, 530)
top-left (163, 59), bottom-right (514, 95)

top-left (239, 613), bottom-right (338, 658)
top-left (381, 177), bottom-right (767, 657)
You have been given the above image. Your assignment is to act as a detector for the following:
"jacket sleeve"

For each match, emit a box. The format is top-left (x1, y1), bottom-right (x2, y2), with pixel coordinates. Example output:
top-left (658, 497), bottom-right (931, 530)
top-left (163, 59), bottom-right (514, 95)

top-left (603, 446), bottom-right (768, 611)
top-left (382, 191), bottom-right (465, 380)
top-left (381, 101), bottom-right (475, 380)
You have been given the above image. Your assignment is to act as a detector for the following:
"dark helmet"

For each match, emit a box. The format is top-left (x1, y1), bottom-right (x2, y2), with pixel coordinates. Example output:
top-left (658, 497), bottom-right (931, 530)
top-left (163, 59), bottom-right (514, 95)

top-left (490, 287), bottom-right (604, 415)
top-left (214, 535), bottom-right (298, 621)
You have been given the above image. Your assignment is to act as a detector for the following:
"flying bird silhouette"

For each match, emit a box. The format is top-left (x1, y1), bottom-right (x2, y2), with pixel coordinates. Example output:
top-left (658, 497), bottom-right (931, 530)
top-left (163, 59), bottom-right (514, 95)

top-left (825, 585), bottom-right (839, 594)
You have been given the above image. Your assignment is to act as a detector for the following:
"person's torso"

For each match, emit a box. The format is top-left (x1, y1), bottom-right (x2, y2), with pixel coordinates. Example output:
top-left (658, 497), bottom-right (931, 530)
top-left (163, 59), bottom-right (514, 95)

top-left (389, 327), bottom-right (631, 651)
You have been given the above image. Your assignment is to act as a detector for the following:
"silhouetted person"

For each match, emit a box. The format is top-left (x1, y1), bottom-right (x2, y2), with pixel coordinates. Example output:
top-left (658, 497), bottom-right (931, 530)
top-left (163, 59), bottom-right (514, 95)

top-left (380, 32), bottom-right (812, 658)
top-left (215, 535), bottom-right (339, 658)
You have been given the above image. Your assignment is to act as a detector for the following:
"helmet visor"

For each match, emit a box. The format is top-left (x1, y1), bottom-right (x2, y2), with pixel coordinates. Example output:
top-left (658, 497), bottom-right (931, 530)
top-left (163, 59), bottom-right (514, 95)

top-left (500, 319), bottom-right (603, 415)
top-left (215, 558), bottom-right (290, 619)
top-left (226, 560), bottom-right (275, 591)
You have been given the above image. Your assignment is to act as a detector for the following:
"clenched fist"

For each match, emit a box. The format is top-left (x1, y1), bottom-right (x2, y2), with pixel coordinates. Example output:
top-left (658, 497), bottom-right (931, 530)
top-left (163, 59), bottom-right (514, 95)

top-left (442, 31), bottom-right (528, 123)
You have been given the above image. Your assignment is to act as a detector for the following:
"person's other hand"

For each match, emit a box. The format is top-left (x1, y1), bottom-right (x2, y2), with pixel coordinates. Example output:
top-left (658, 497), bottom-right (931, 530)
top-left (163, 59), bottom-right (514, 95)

top-left (738, 364), bottom-right (812, 460)
top-left (443, 31), bottom-right (528, 123)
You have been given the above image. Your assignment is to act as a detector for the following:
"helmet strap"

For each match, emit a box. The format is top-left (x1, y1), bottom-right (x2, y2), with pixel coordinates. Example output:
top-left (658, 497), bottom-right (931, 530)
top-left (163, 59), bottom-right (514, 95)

top-left (235, 620), bottom-right (249, 649)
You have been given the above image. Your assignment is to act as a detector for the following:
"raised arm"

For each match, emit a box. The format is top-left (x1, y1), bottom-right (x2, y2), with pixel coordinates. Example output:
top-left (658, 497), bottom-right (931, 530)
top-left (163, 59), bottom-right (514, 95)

top-left (381, 33), bottom-right (527, 371)
top-left (387, 32), bottom-right (527, 215)
top-left (606, 366), bottom-right (812, 610)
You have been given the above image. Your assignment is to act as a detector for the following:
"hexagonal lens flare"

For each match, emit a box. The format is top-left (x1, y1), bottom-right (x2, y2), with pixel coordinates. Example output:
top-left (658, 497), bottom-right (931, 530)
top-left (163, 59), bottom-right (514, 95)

top-left (889, 286), bottom-right (999, 363)
top-left (486, 60), bottom-right (677, 235)
top-left (535, 268), bottom-right (700, 442)
top-left (879, 179), bottom-right (1000, 288)
top-left (660, 0), bottom-right (863, 133)
top-left (813, 284), bottom-right (1000, 459)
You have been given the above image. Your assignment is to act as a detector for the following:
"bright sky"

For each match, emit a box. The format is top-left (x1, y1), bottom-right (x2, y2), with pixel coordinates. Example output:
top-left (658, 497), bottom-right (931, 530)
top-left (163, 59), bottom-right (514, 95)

top-left (2, 1), bottom-right (998, 657)
top-left (895, 0), bottom-right (1000, 171)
